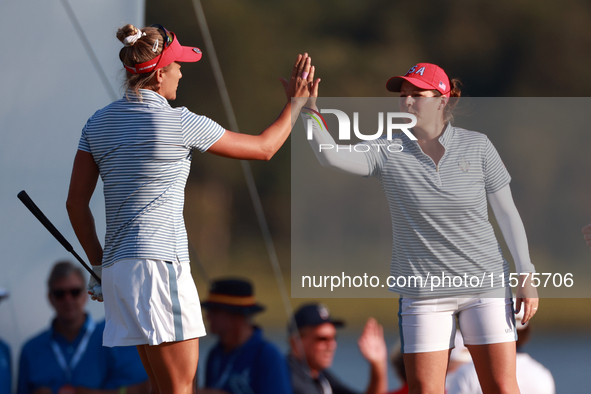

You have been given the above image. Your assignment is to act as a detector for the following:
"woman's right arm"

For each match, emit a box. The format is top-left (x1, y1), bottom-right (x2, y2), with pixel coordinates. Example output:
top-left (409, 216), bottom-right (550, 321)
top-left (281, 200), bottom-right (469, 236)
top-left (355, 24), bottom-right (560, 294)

top-left (207, 54), bottom-right (312, 161)
top-left (66, 150), bottom-right (103, 266)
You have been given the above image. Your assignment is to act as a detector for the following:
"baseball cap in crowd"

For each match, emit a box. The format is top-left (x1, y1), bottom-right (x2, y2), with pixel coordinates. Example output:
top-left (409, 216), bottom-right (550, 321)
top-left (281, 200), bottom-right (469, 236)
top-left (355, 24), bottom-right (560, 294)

top-left (124, 24), bottom-right (203, 74)
top-left (290, 303), bottom-right (345, 332)
top-left (386, 63), bottom-right (451, 97)
top-left (0, 287), bottom-right (8, 302)
top-left (201, 278), bottom-right (265, 315)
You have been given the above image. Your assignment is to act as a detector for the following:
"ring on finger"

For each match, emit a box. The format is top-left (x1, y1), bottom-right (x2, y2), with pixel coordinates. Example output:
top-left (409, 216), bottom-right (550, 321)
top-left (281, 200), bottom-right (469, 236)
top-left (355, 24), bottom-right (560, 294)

top-left (301, 71), bottom-right (309, 79)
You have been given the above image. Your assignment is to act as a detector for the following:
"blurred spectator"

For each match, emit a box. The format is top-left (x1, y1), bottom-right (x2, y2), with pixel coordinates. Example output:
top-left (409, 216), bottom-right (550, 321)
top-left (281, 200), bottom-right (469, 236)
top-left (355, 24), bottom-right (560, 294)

top-left (0, 287), bottom-right (11, 394)
top-left (17, 261), bottom-right (149, 394)
top-left (447, 300), bottom-right (555, 394)
top-left (582, 223), bottom-right (591, 249)
top-left (387, 344), bottom-right (407, 394)
top-left (197, 278), bottom-right (291, 394)
top-left (288, 303), bottom-right (388, 394)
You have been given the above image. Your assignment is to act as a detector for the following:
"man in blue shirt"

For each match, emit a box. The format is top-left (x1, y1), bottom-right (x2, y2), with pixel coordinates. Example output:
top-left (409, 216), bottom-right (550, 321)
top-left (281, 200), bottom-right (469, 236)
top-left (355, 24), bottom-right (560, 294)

top-left (0, 287), bottom-right (11, 394)
top-left (17, 261), bottom-right (149, 394)
top-left (198, 278), bottom-right (291, 394)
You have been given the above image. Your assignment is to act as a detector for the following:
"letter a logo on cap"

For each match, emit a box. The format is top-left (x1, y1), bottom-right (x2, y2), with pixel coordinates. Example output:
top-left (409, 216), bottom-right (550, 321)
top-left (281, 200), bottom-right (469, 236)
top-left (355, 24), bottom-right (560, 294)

top-left (415, 67), bottom-right (425, 76)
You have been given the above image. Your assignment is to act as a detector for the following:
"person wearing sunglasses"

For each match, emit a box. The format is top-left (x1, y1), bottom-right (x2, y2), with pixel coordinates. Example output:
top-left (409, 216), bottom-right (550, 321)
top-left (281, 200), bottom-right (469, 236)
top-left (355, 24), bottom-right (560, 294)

top-left (16, 261), bottom-right (149, 394)
top-left (66, 23), bottom-right (314, 394)
top-left (288, 303), bottom-right (388, 394)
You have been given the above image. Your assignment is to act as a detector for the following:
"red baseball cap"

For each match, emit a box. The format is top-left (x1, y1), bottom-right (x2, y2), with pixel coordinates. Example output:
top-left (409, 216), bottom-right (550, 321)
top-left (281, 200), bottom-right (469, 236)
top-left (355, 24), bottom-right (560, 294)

top-left (386, 63), bottom-right (451, 96)
top-left (124, 28), bottom-right (202, 74)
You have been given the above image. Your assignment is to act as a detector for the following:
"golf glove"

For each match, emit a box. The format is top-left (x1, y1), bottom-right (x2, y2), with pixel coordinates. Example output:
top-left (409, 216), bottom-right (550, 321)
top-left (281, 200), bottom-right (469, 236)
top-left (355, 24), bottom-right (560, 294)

top-left (87, 265), bottom-right (103, 302)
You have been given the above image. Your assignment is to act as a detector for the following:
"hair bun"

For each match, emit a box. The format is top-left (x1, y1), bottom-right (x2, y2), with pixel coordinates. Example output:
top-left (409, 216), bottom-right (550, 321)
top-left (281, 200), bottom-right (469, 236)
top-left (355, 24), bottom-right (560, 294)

top-left (117, 24), bottom-right (145, 46)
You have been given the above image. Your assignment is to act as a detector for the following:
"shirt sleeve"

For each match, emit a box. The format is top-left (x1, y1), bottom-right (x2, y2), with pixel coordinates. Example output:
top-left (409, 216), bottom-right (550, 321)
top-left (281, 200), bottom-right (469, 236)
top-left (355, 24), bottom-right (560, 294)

top-left (0, 341), bottom-right (11, 394)
top-left (181, 108), bottom-right (226, 152)
top-left (323, 370), bottom-right (360, 394)
top-left (483, 137), bottom-right (511, 194)
top-left (103, 346), bottom-right (148, 389)
top-left (77, 122), bottom-right (91, 153)
top-left (356, 137), bottom-right (399, 179)
top-left (252, 343), bottom-right (292, 394)
top-left (16, 344), bottom-right (31, 394)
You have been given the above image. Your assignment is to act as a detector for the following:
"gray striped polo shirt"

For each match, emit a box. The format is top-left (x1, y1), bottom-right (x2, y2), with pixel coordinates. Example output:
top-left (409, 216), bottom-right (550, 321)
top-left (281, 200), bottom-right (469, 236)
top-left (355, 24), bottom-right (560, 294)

top-left (359, 123), bottom-right (511, 297)
top-left (78, 89), bottom-right (225, 267)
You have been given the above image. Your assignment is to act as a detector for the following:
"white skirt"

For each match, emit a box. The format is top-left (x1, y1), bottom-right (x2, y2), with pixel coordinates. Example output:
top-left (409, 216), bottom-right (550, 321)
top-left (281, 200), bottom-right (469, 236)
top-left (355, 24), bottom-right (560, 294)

top-left (102, 258), bottom-right (207, 347)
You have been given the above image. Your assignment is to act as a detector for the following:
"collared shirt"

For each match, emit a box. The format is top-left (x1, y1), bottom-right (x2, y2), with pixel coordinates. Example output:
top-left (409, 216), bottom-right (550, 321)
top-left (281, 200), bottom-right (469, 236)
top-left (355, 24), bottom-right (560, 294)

top-left (78, 89), bottom-right (225, 267)
top-left (17, 315), bottom-right (147, 394)
top-left (0, 338), bottom-right (10, 394)
top-left (205, 327), bottom-right (292, 394)
top-left (287, 354), bottom-right (358, 394)
top-left (358, 124), bottom-right (511, 297)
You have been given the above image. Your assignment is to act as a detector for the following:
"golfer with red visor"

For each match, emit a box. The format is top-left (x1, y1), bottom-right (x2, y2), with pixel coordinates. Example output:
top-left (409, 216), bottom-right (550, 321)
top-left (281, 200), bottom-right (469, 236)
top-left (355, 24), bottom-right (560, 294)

top-left (303, 63), bottom-right (539, 393)
top-left (67, 24), bottom-right (314, 394)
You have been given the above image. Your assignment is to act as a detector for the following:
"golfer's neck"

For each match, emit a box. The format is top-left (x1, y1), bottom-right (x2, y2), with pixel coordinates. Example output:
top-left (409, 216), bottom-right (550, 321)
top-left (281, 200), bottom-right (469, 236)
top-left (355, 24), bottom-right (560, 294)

top-left (54, 314), bottom-right (86, 342)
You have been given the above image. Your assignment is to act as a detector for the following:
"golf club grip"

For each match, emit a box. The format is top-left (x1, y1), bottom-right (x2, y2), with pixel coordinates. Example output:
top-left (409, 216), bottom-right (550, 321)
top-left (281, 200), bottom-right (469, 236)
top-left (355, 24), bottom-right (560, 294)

top-left (17, 190), bottom-right (73, 252)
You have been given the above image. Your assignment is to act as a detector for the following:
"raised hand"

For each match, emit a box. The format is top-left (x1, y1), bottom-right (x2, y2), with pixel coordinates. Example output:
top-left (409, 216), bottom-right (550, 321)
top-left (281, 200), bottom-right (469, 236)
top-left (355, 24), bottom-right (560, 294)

top-left (280, 53), bottom-right (312, 104)
top-left (358, 317), bottom-right (387, 366)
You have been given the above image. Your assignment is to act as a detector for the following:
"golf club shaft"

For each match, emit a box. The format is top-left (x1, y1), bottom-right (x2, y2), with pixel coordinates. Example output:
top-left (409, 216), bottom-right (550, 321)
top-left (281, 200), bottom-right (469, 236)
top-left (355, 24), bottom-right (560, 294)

top-left (17, 190), bottom-right (101, 284)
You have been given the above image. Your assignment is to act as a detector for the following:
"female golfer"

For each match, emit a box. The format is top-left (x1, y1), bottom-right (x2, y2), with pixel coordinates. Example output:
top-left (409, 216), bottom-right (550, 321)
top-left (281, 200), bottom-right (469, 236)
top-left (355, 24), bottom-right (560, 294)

top-left (66, 24), bottom-right (313, 394)
top-left (303, 63), bottom-right (538, 393)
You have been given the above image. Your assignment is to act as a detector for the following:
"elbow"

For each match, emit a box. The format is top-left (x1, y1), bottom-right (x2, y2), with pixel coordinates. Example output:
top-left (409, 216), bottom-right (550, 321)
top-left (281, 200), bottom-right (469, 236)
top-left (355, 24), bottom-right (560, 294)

top-left (66, 195), bottom-right (87, 217)
top-left (259, 143), bottom-right (276, 161)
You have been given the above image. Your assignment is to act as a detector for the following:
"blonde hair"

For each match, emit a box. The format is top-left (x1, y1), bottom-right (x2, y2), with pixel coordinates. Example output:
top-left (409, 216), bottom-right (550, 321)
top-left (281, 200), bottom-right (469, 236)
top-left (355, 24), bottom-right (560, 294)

top-left (116, 24), bottom-right (168, 97)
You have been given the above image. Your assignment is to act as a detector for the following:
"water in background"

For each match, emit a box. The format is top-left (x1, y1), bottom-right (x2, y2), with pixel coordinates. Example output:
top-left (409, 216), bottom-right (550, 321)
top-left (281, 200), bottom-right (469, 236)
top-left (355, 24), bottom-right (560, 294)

top-left (197, 329), bottom-right (591, 393)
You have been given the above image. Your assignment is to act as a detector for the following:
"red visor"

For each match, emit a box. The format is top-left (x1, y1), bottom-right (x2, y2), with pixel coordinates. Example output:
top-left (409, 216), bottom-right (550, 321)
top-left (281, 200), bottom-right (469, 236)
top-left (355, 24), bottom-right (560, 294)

top-left (124, 32), bottom-right (202, 74)
top-left (386, 63), bottom-right (451, 97)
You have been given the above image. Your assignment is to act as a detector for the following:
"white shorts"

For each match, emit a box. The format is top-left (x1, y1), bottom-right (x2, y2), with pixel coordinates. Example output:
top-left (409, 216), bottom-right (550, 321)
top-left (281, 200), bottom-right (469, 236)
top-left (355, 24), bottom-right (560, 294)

top-left (102, 258), bottom-right (207, 347)
top-left (398, 291), bottom-right (516, 353)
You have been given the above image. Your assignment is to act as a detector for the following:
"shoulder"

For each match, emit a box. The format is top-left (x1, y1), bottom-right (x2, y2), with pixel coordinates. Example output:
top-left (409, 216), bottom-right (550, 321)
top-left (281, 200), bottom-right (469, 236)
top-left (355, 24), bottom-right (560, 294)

top-left (451, 126), bottom-right (489, 144)
top-left (323, 370), bottom-right (359, 394)
top-left (21, 328), bottom-right (51, 354)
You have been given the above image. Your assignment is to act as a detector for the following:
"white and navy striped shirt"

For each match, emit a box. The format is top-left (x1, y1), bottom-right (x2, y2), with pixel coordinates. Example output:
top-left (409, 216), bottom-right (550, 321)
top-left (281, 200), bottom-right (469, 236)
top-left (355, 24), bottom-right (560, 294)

top-left (78, 89), bottom-right (225, 267)
top-left (359, 123), bottom-right (511, 297)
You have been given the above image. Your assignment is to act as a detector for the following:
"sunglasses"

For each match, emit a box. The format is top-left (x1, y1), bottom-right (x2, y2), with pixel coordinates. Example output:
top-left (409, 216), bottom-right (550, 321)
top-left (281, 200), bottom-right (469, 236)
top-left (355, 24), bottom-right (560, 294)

top-left (311, 335), bottom-right (337, 344)
top-left (151, 24), bottom-right (174, 48)
top-left (51, 288), bottom-right (83, 300)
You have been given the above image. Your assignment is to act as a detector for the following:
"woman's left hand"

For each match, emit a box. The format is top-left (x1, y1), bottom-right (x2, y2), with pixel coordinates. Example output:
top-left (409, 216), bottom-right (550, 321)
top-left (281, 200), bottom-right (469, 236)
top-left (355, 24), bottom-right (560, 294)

top-left (515, 274), bottom-right (539, 325)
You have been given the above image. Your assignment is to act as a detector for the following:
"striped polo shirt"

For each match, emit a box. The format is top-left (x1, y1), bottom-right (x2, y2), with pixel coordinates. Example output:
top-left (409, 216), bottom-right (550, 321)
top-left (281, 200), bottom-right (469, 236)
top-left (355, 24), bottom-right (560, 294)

top-left (358, 123), bottom-right (511, 297)
top-left (78, 89), bottom-right (225, 267)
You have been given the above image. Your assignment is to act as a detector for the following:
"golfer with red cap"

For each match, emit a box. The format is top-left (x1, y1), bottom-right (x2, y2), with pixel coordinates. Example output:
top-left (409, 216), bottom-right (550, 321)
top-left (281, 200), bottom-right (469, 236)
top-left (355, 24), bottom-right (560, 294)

top-left (66, 24), bottom-right (313, 394)
top-left (303, 63), bottom-right (539, 393)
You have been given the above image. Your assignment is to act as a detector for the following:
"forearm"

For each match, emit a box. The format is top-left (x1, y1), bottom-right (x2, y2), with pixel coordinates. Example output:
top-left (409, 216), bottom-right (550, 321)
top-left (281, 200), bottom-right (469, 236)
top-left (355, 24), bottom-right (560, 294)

top-left (364, 361), bottom-right (388, 394)
top-left (258, 99), bottom-right (304, 159)
top-left (488, 185), bottom-right (535, 274)
top-left (66, 202), bottom-right (103, 266)
top-left (301, 112), bottom-right (370, 176)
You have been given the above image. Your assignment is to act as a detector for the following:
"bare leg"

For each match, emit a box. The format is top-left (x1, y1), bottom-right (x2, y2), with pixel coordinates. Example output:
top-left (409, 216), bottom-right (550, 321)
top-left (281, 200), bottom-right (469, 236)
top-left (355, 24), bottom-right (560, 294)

top-left (137, 345), bottom-right (160, 394)
top-left (466, 342), bottom-right (520, 394)
top-left (404, 349), bottom-right (451, 394)
top-left (138, 338), bottom-right (199, 394)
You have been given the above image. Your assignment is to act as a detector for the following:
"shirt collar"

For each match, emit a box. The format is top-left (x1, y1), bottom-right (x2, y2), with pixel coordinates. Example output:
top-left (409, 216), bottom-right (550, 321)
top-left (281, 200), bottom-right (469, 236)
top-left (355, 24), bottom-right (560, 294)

top-left (437, 122), bottom-right (454, 147)
top-left (125, 89), bottom-right (170, 107)
top-left (50, 314), bottom-right (92, 343)
top-left (405, 122), bottom-right (454, 147)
